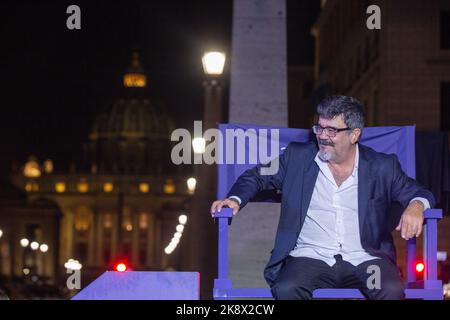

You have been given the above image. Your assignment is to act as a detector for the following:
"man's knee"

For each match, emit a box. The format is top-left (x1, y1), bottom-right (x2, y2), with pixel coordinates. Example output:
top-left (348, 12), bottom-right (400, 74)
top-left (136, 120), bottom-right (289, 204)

top-left (380, 283), bottom-right (405, 300)
top-left (271, 281), bottom-right (312, 300)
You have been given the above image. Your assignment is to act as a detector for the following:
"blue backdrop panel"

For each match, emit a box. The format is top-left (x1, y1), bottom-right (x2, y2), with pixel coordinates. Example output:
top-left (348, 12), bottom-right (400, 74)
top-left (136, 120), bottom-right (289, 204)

top-left (71, 271), bottom-right (199, 300)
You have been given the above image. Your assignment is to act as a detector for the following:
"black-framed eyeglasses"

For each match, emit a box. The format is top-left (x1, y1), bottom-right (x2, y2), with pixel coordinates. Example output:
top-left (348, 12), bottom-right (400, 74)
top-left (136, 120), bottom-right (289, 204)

top-left (312, 124), bottom-right (351, 137)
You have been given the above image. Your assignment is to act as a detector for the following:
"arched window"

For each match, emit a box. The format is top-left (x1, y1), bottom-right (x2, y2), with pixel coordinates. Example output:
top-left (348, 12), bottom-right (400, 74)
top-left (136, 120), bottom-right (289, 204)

top-left (74, 207), bottom-right (92, 232)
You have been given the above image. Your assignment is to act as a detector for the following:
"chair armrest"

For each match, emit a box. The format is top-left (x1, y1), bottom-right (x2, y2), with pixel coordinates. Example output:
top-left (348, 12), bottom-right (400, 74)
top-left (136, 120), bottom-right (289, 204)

top-left (214, 207), bottom-right (233, 225)
top-left (423, 208), bottom-right (442, 282)
top-left (406, 208), bottom-right (442, 283)
top-left (424, 209), bottom-right (443, 219)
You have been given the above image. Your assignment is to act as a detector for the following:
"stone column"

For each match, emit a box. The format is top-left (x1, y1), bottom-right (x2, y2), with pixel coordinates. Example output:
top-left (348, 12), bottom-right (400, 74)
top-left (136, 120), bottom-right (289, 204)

top-left (95, 212), bottom-right (104, 265)
top-left (145, 213), bottom-right (155, 269)
top-left (229, 0), bottom-right (288, 125)
top-left (87, 211), bottom-right (96, 266)
top-left (154, 218), bottom-right (162, 268)
top-left (60, 209), bottom-right (74, 265)
top-left (12, 233), bottom-right (21, 277)
top-left (131, 212), bottom-right (140, 267)
top-left (110, 213), bottom-right (118, 259)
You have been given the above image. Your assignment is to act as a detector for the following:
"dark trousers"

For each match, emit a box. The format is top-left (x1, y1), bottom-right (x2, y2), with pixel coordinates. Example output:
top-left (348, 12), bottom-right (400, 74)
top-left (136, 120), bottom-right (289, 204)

top-left (271, 255), bottom-right (405, 300)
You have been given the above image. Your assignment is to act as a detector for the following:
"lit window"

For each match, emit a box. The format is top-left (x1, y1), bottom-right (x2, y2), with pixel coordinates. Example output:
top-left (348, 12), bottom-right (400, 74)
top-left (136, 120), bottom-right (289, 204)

top-left (43, 159), bottom-right (53, 174)
top-left (164, 179), bottom-right (176, 194)
top-left (25, 182), bottom-right (39, 192)
top-left (55, 182), bottom-right (66, 193)
top-left (23, 157), bottom-right (41, 178)
top-left (25, 182), bottom-right (33, 192)
top-left (103, 182), bottom-right (114, 193)
top-left (103, 213), bottom-right (113, 229)
top-left (139, 182), bottom-right (149, 193)
top-left (74, 207), bottom-right (91, 231)
top-left (77, 180), bottom-right (89, 193)
top-left (139, 213), bottom-right (148, 229)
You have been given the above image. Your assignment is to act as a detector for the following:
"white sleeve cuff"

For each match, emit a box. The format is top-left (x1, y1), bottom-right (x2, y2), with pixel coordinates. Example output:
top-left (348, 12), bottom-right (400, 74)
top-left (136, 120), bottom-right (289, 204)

top-left (410, 197), bottom-right (430, 210)
top-left (228, 196), bottom-right (242, 205)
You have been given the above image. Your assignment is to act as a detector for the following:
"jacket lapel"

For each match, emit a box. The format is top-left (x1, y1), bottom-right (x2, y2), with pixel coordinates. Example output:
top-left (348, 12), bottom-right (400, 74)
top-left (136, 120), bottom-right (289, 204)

top-left (357, 144), bottom-right (374, 236)
top-left (300, 147), bottom-right (320, 228)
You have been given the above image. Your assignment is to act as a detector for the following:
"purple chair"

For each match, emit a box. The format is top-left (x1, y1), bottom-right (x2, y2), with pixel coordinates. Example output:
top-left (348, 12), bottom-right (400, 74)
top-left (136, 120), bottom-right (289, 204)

top-left (213, 124), bottom-right (443, 300)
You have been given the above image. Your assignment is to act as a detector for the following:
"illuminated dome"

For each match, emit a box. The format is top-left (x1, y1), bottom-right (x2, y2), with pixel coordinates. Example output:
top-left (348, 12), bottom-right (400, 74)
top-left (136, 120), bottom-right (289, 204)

top-left (87, 52), bottom-right (175, 175)
top-left (90, 98), bottom-right (174, 140)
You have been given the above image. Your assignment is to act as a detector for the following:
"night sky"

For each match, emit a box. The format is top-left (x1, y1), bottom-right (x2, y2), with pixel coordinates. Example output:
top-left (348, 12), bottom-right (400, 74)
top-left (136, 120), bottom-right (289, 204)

top-left (0, 0), bottom-right (319, 174)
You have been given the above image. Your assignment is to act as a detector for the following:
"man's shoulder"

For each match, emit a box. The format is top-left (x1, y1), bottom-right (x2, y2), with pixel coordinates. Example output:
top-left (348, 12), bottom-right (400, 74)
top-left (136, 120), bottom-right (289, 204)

top-left (358, 143), bottom-right (398, 164)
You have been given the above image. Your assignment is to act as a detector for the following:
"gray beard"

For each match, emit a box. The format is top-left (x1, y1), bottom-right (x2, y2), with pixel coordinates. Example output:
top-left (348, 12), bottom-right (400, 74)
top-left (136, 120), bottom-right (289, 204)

top-left (318, 150), bottom-right (332, 161)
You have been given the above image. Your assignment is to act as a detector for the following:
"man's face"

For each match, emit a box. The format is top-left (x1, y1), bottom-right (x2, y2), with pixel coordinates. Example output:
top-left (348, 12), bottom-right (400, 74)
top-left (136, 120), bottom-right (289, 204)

top-left (316, 115), bottom-right (355, 162)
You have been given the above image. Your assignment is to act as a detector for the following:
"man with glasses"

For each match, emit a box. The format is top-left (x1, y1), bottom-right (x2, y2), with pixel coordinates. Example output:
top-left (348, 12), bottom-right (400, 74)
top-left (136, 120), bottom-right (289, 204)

top-left (210, 95), bottom-right (435, 300)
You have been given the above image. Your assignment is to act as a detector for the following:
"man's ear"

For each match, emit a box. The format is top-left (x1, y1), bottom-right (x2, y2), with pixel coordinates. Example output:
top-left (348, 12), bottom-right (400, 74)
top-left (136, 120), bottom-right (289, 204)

top-left (351, 128), bottom-right (361, 144)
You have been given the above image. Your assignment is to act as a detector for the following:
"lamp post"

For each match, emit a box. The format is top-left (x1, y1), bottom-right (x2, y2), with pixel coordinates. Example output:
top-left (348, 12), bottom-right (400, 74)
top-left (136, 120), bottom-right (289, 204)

top-left (0, 229), bottom-right (3, 276)
top-left (39, 244), bottom-right (48, 280)
top-left (186, 51), bottom-right (226, 298)
top-left (20, 238), bottom-right (29, 278)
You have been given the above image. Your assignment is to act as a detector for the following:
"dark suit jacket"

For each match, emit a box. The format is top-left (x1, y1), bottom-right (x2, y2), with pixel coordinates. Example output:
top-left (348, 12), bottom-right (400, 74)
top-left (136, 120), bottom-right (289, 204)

top-left (227, 142), bottom-right (436, 287)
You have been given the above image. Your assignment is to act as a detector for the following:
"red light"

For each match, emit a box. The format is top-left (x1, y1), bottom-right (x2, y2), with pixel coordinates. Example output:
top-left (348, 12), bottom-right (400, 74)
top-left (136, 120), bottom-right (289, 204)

top-left (415, 262), bottom-right (425, 273)
top-left (116, 263), bottom-right (127, 272)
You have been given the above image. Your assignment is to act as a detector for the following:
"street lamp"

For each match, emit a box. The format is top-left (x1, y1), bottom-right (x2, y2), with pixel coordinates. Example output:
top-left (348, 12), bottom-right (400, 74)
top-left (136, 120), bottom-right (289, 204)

top-left (202, 51), bottom-right (226, 75)
top-left (192, 138), bottom-right (206, 154)
top-left (178, 214), bottom-right (187, 225)
top-left (186, 177), bottom-right (197, 194)
top-left (20, 238), bottom-right (29, 247)
top-left (64, 258), bottom-right (82, 270)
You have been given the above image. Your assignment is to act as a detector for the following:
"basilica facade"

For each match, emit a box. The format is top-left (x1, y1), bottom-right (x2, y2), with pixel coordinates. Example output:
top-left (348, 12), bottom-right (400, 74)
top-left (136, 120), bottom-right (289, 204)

top-left (3, 53), bottom-right (193, 286)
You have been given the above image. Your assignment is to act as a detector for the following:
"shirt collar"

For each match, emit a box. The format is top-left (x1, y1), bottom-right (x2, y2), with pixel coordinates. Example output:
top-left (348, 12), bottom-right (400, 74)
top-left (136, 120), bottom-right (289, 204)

top-left (351, 144), bottom-right (359, 177)
top-left (314, 143), bottom-right (359, 177)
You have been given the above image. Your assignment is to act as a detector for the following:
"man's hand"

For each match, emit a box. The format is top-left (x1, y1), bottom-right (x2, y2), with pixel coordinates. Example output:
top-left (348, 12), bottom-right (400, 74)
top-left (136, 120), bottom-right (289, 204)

top-left (210, 198), bottom-right (240, 217)
top-left (395, 200), bottom-right (425, 240)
